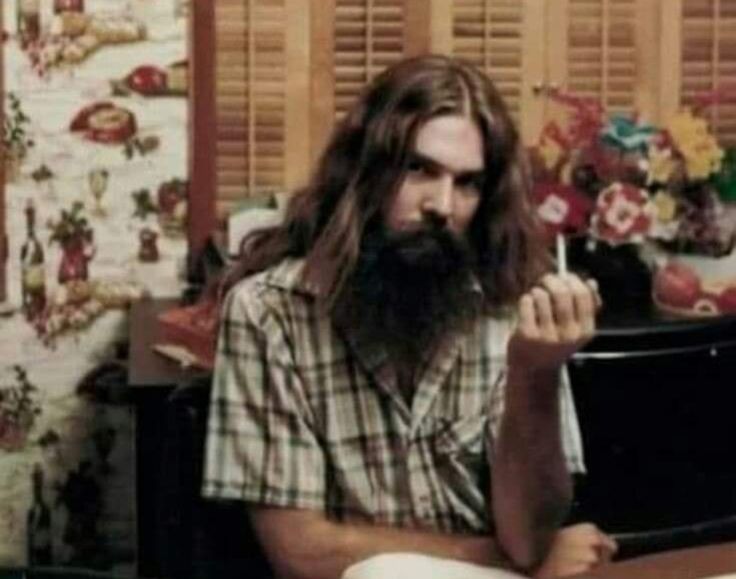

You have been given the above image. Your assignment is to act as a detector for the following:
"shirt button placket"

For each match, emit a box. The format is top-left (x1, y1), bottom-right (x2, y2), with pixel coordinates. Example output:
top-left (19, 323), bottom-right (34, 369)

top-left (407, 443), bottom-right (433, 522)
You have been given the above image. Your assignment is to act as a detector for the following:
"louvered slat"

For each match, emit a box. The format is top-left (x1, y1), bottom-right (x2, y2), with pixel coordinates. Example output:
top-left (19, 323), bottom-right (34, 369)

top-left (452, 0), bottom-right (524, 121)
top-left (214, 0), bottom-right (286, 220)
top-left (567, 0), bottom-right (637, 116)
top-left (334, 0), bottom-right (406, 119)
top-left (681, 0), bottom-right (736, 146)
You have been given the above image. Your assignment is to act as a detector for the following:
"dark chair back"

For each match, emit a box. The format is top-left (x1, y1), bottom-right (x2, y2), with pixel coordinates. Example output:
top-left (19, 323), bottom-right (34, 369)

top-left (157, 378), bottom-right (273, 579)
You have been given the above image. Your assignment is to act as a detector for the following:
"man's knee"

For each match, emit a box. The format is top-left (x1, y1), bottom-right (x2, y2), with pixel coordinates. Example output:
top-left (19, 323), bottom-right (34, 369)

top-left (342, 552), bottom-right (524, 579)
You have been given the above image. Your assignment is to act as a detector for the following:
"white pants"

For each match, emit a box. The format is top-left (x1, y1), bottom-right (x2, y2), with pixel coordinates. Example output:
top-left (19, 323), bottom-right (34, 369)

top-left (342, 553), bottom-right (527, 579)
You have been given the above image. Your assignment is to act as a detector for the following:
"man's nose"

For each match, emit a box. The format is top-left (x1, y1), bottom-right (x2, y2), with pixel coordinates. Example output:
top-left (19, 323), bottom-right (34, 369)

top-left (422, 177), bottom-right (453, 224)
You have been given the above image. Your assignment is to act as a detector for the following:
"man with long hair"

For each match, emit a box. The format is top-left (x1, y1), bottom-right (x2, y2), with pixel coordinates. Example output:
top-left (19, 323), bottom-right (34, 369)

top-left (203, 55), bottom-right (616, 579)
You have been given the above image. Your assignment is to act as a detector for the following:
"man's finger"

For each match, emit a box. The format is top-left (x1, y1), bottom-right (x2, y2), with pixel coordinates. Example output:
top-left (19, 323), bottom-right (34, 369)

top-left (530, 286), bottom-right (557, 341)
top-left (540, 274), bottom-right (575, 331)
top-left (598, 532), bottom-right (619, 556)
top-left (517, 293), bottom-right (539, 338)
top-left (565, 273), bottom-right (596, 338)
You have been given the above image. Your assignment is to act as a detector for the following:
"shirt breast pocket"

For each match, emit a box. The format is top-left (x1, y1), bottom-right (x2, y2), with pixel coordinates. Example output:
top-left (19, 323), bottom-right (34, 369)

top-left (432, 414), bottom-right (488, 489)
top-left (429, 413), bottom-right (489, 525)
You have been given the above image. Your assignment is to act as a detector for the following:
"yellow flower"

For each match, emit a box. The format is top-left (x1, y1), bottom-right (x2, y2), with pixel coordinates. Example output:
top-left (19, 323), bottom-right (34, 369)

top-left (686, 155), bottom-right (712, 181)
top-left (666, 109), bottom-right (724, 180)
top-left (652, 190), bottom-right (677, 222)
top-left (667, 110), bottom-right (705, 145)
top-left (646, 145), bottom-right (676, 185)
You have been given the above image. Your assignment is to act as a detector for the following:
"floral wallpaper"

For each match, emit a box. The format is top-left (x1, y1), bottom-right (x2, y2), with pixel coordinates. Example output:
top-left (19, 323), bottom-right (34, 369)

top-left (1, 0), bottom-right (189, 572)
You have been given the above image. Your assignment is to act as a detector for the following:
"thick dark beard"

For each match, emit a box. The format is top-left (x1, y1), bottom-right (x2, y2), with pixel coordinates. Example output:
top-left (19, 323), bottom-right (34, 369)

top-left (335, 224), bottom-right (481, 363)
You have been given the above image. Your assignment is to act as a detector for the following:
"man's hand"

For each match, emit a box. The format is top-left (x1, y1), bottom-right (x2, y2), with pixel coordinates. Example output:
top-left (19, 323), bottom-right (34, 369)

top-left (534, 523), bottom-right (618, 578)
top-left (508, 274), bottom-right (601, 373)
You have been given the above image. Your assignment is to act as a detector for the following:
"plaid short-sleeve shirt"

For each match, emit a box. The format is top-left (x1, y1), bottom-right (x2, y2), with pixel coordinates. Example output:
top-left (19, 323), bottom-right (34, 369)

top-left (203, 258), bottom-right (584, 534)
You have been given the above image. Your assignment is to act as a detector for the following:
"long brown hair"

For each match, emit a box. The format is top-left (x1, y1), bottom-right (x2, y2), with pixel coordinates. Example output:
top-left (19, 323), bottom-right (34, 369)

top-left (223, 54), bottom-right (550, 309)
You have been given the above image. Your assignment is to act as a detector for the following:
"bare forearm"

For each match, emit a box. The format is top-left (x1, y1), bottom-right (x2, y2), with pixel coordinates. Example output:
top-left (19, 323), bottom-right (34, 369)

top-left (250, 508), bottom-right (511, 579)
top-left (491, 365), bottom-right (573, 572)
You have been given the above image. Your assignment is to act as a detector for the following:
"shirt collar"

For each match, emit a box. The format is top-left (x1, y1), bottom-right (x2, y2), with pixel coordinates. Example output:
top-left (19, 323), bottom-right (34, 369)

top-left (262, 258), bottom-right (321, 297)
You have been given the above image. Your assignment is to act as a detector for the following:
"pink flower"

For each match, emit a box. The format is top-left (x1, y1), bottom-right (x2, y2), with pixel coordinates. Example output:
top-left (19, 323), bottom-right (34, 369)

top-left (590, 183), bottom-right (653, 244)
top-left (533, 183), bottom-right (593, 241)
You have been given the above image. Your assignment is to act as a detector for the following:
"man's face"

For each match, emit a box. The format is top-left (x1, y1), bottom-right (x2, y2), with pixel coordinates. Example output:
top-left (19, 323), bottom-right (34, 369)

top-left (383, 114), bottom-right (485, 237)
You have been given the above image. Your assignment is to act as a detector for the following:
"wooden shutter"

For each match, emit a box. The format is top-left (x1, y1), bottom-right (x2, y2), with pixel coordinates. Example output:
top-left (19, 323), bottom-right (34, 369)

top-left (680, 0), bottom-right (736, 145)
top-left (565, 0), bottom-right (639, 116)
top-left (334, 0), bottom-right (406, 119)
top-left (452, 0), bottom-right (526, 121)
top-left (214, 0), bottom-right (287, 220)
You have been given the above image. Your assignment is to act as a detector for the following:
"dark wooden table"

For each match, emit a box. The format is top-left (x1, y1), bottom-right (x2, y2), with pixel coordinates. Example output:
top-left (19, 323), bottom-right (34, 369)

top-left (128, 297), bottom-right (209, 578)
top-left (581, 542), bottom-right (736, 578)
top-left (128, 297), bottom-right (209, 389)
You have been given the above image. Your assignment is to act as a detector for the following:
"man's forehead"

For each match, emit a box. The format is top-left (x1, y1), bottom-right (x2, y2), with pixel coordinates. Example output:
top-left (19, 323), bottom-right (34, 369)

top-left (412, 115), bottom-right (485, 173)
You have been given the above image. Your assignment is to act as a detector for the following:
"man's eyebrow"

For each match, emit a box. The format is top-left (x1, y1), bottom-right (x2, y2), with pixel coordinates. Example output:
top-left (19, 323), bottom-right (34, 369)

top-left (407, 151), bottom-right (439, 168)
top-left (408, 151), bottom-right (484, 178)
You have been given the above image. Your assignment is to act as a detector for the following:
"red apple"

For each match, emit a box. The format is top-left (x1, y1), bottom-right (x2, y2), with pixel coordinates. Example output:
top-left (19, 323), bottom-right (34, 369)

top-left (126, 65), bottom-right (168, 96)
top-left (653, 262), bottom-right (701, 308)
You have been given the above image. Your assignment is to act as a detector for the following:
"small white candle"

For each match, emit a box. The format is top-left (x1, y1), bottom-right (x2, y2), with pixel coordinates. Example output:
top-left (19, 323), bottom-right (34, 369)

top-left (556, 233), bottom-right (567, 275)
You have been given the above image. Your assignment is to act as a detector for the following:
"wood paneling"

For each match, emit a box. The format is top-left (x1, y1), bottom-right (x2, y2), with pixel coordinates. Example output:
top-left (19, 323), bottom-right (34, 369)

top-left (188, 0), bottom-right (217, 265)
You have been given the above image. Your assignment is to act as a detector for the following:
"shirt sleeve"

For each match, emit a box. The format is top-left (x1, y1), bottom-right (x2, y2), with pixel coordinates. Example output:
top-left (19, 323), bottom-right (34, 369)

top-left (202, 282), bottom-right (326, 510)
top-left (559, 365), bottom-right (585, 474)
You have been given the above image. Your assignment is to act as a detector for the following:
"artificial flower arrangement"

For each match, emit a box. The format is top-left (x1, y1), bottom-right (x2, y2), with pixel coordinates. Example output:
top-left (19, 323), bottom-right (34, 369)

top-left (529, 88), bottom-right (736, 317)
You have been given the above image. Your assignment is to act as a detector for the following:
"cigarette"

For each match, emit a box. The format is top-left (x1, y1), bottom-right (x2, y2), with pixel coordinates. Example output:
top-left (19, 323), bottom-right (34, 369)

top-left (556, 233), bottom-right (567, 275)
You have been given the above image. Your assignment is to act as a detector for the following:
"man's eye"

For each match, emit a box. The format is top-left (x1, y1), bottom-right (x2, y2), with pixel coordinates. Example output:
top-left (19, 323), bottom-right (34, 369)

top-left (456, 176), bottom-right (483, 192)
top-left (407, 160), bottom-right (429, 175)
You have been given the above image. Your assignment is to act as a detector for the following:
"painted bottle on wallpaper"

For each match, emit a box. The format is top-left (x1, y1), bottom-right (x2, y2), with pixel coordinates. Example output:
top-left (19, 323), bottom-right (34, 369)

top-left (58, 234), bottom-right (94, 284)
top-left (17, 0), bottom-right (41, 46)
top-left (27, 464), bottom-right (53, 566)
top-left (20, 200), bottom-right (47, 321)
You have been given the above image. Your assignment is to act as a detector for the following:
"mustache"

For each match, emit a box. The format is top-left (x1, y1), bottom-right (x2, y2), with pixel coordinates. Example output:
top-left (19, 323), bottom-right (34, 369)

top-left (360, 223), bottom-right (473, 276)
